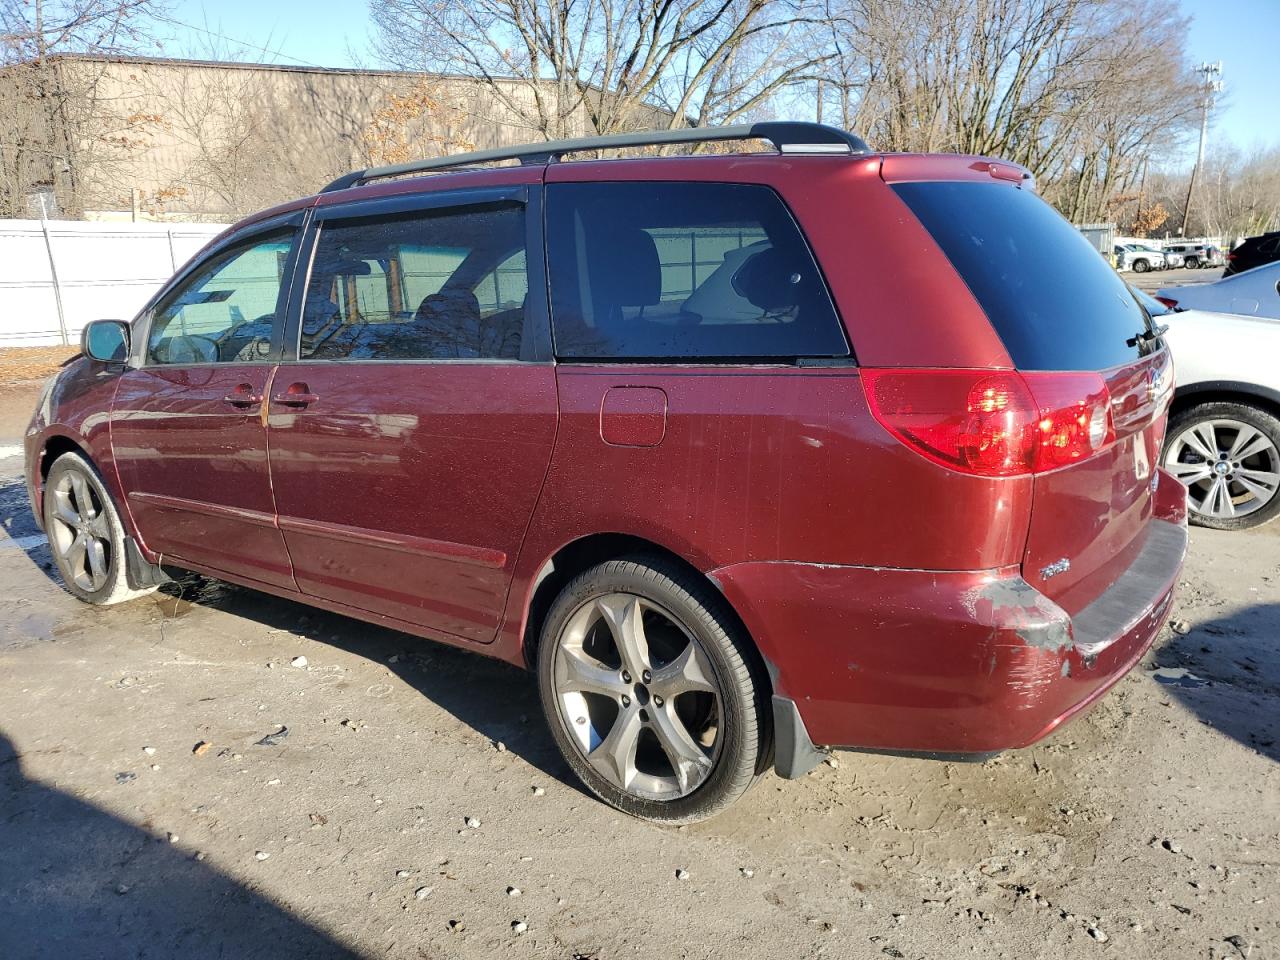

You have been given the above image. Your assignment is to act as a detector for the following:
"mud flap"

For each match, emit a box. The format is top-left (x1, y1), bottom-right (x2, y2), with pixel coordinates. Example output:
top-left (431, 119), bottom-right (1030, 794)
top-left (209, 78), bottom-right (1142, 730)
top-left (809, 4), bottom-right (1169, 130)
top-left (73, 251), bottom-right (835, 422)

top-left (124, 537), bottom-right (169, 590)
top-left (772, 695), bottom-right (826, 779)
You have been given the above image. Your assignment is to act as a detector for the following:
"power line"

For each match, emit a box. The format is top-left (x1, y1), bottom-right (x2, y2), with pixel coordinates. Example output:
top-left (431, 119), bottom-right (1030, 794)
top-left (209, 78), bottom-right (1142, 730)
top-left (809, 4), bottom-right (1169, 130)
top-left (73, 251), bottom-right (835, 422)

top-left (151, 12), bottom-right (330, 69)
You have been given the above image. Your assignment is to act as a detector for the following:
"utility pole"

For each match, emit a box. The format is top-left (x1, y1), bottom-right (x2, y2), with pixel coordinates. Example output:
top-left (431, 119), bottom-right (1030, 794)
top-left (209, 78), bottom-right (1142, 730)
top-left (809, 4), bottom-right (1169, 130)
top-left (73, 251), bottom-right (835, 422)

top-left (1181, 61), bottom-right (1223, 237)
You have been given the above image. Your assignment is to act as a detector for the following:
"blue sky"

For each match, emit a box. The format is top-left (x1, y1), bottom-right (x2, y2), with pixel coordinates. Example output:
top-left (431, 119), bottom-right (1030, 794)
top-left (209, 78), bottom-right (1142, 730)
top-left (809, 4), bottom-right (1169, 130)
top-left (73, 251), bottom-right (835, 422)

top-left (1178, 0), bottom-right (1278, 156)
top-left (164, 0), bottom-right (1277, 156)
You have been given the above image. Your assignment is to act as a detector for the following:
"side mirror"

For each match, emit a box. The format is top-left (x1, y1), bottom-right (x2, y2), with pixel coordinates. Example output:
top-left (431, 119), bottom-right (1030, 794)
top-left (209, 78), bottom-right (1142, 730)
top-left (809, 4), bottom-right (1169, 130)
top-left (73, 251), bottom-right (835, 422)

top-left (82, 320), bottom-right (130, 364)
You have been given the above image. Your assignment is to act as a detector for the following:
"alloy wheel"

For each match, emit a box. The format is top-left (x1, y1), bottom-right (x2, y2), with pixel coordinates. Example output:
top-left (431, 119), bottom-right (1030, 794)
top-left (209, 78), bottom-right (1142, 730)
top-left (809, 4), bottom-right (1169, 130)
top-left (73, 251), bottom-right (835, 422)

top-left (551, 592), bottom-right (722, 800)
top-left (1164, 418), bottom-right (1280, 520)
top-left (47, 468), bottom-right (112, 592)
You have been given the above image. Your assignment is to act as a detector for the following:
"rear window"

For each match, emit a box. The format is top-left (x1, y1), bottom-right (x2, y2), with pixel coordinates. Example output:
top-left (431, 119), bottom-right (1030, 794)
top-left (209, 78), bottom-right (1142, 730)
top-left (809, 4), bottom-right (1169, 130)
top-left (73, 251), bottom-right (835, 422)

top-left (893, 181), bottom-right (1153, 371)
top-left (546, 181), bottom-right (848, 361)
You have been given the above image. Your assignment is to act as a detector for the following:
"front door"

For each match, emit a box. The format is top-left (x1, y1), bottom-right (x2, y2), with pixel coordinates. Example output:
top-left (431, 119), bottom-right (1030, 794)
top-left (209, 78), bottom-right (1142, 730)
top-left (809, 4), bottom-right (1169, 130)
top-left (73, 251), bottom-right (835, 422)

top-left (111, 222), bottom-right (300, 589)
top-left (267, 190), bottom-right (557, 642)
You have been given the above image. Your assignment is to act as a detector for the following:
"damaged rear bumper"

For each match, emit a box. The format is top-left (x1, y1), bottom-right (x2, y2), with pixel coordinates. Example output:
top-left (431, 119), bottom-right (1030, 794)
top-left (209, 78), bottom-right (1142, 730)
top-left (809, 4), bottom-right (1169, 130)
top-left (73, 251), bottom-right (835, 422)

top-left (714, 519), bottom-right (1187, 773)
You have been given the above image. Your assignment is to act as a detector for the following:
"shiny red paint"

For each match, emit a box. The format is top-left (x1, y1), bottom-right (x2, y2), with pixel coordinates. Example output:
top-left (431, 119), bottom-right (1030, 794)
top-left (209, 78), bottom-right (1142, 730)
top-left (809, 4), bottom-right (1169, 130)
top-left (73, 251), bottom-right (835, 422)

top-left (265, 362), bottom-right (557, 643)
top-left (599, 386), bottom-right (668, 447)
top-left (110, 364), bottom-right (296, 589)
top-left (25, 146), bottom-right (1188, 766)
top-left (1022, 348), bottom-right (1174, 615)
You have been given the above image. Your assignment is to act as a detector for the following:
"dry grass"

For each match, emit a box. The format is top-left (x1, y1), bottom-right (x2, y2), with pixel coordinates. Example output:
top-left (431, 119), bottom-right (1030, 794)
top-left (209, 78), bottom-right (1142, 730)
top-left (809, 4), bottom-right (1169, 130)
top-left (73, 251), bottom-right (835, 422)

top-left (0, 346), bottom-right (77, 386)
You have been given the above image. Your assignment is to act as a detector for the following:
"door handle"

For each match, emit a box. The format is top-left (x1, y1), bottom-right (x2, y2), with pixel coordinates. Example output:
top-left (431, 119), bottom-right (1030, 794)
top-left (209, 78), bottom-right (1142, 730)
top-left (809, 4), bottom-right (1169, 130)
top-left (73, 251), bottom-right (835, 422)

top-left (272, 382), bottom-right (319, 407)
top-left (223, 385), bottom-right (263, 408)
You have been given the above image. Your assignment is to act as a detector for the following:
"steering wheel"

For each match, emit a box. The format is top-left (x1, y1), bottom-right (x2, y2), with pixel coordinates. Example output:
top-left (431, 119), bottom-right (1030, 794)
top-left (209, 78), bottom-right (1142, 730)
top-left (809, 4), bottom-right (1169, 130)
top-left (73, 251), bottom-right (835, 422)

top-left (155, 334), bottom-right (219, 364)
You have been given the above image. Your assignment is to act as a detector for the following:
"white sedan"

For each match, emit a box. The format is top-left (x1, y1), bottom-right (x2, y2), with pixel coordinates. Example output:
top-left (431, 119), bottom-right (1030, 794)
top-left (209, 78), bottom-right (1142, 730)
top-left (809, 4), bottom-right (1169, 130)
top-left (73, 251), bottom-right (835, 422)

top-left (1133, 287), bottom-right (1280, 530)
top-left (1156, 261), bottom-right (1280, 320)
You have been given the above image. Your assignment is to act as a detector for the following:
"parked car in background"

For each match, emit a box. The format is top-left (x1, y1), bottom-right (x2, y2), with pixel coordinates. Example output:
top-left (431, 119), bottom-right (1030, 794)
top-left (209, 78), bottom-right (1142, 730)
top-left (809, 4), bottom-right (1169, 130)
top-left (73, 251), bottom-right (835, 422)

top-left (1225, 231), bottom-right (1280, 276)
top-left (1157, 261), bottom-right (1280, 321)
top-left (1124, 243), bottom-right (1168, 273)
top-left (1165, 243), bottom-right (1216, 269)
top-left (1200, 244), bottom-right (1225, 268)
top-left (1161, 247), bottom-right (1186, 269)
top-left (1114, 244), bottom-right (1132, 271)
top-left (24, 122), bottom-right (1188, 823)
top-left (1134, 285), bottom-right (1280, 529)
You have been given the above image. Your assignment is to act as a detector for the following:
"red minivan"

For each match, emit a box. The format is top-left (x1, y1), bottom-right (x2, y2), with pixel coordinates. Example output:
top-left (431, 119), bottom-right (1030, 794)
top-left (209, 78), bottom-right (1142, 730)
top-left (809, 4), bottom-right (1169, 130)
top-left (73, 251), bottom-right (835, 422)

top-left (25, 123), bottom-right (1186, 822)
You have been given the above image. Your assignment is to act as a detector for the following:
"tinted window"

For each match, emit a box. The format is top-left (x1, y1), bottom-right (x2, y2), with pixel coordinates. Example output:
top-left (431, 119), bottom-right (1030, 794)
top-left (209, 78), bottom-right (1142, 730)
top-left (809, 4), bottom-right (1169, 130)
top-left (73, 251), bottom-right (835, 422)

top-left (893, 181), bottom-right (1153, 371)
top-left (147, 230), bottom-right (292, 364)
top-left (301, 203), bottom-right (527, 361)
top-left (547, 182), bottom-right (847, 360)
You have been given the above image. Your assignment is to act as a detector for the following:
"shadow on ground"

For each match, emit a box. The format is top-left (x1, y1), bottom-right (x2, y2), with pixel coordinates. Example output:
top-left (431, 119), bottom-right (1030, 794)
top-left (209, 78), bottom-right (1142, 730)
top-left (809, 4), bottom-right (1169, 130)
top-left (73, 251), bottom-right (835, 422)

top-left (0, 473), bottom-right (579, 793)
top-left (156, 570), bottom-right (581, 791)
top-left (1151, 602), bottom-right (1280, 762)
top-left (0, 732), bottom-right (363, 960)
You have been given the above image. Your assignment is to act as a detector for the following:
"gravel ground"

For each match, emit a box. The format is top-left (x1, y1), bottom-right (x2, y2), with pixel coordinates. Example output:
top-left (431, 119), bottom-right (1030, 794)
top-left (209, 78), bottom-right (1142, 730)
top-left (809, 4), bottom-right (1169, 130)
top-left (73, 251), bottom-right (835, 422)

top-left (1, 389), bottom-right (1277, 960)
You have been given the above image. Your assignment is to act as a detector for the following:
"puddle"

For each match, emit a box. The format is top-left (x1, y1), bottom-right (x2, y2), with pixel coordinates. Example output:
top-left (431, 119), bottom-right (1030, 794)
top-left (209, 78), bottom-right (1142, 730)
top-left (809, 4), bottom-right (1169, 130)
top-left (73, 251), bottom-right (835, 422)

top-left (1150, 667), bottom-right (1207, 688)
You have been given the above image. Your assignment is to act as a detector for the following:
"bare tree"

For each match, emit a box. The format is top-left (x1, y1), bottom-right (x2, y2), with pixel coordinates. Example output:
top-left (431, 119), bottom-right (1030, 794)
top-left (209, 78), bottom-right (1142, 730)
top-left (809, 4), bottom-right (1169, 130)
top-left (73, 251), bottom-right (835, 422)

top-left (0, 0), bottom-right (166, 217)
top-left (367, 0), bottom-right (828, 139)
top-left (358, 76), bottom-right (473, 166)
top-left (814, 0), bottom-right (1201, 224)
top-left (1145, 144), bottom-right (1280, 240)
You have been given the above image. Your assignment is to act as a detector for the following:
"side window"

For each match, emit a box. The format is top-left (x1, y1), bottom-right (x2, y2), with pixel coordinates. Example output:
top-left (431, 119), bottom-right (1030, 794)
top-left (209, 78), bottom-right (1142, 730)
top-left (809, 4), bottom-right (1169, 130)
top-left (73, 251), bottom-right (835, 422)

top-left (299, 202), bottom-right (527, 361)
top-left (147, 230), bottom-right (293, 364)
top-left (474, 249), bottom-right (529, 319)
top-left (546, 182), bottom-right (847, 360)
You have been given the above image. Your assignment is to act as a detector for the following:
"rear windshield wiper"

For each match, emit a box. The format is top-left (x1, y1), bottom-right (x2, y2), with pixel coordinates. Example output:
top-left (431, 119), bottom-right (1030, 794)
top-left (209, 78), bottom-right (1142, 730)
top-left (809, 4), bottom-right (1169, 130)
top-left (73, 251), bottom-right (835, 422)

top-left (1127, 324), bottom-right (1168, 348)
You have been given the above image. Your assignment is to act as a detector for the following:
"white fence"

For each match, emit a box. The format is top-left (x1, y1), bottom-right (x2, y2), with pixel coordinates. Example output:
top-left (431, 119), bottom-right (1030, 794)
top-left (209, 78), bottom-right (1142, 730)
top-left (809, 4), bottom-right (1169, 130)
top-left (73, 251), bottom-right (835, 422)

top-left (0, 219), bottom-right (228, 347)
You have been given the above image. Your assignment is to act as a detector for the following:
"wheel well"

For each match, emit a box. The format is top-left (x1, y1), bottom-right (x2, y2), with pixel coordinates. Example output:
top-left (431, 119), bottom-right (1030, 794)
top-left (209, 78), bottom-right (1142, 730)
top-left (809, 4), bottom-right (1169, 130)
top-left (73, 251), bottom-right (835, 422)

top-left (1170, 388), bottom-right (1280, 424)
top-left (519, 533), bottom-right (766, 683)
top-left (39, 435), bottom-right (87, 481)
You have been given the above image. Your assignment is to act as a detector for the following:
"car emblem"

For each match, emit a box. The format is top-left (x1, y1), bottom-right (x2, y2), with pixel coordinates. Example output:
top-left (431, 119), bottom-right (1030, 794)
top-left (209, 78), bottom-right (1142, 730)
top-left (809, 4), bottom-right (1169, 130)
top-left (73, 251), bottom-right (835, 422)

top-left (1039, 557), bottom-right (1071, 580)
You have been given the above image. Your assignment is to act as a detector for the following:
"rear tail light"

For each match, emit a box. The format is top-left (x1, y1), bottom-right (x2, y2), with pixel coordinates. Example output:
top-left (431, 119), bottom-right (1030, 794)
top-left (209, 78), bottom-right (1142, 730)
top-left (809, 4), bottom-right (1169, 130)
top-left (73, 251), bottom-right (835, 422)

top-left (862, 369), bottom-right (1115, 477)
top-left (1155, 296), bottom-right (1179, 309)
top-left (1227, 251), bottom-right (1238, 260)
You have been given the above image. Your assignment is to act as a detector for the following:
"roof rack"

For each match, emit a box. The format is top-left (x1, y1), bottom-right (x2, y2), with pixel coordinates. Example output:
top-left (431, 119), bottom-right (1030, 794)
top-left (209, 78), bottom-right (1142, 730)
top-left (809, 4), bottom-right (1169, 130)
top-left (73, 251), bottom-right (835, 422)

top-left (320, 121), bottom-right (871, 193)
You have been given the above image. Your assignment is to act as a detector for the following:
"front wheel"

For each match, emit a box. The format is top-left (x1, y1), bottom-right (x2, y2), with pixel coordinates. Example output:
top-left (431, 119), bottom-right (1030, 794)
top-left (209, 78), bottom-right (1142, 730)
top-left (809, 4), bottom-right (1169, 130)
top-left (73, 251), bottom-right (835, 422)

top-left (42, 451), bottom-right (157, 604)
top-left (1185, 257), bottom-right (1200, 269)
top-left (537, 556), bottom-right (767, 824)
top-left (1132, 259), bottom-right (1150, 273)
top-left (1163, 403), bottom-right (1280, 530)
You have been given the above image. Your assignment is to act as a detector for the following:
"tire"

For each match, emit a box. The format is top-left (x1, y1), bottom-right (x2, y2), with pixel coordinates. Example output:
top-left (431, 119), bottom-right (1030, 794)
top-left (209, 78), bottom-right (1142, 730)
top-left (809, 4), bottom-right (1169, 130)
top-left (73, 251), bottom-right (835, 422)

top-left (1185, 257), bottom-right (1200, 269)
top-left (42, 451), bottom-right (157, 604)
top-left (536, 555), bottom-right (767, 824)
top-left (1163, 402), bottom-right (1280, 531)
top-left (1132, 258), bottom-right (1150, 273)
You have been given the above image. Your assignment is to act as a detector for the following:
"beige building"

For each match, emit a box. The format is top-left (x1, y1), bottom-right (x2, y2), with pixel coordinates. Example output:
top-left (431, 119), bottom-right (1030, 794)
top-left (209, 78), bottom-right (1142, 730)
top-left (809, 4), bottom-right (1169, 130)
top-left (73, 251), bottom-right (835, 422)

top-left (1, 55), bottom-right (647, 223)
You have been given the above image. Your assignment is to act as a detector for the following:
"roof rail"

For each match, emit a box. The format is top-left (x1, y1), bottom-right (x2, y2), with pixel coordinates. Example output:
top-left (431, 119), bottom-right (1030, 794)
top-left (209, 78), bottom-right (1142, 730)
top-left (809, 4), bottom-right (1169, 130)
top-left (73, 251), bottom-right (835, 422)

top-left (320, 121), bottom-right (871, 193)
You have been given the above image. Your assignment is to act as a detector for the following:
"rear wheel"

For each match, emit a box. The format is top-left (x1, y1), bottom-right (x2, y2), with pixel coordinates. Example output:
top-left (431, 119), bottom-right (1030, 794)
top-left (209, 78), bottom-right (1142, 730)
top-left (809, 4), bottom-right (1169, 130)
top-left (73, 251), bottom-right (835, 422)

top-left (1132, 258), bottom-right (1150, 273)
top-left (1163, 403), bottom-right (1280, 530)
top-left (537, 556), bottom-right (767, 824)
top-left (42, 452), bottom-right (156, 604)
top-left (1185, 256), bottom-right (1200, 269)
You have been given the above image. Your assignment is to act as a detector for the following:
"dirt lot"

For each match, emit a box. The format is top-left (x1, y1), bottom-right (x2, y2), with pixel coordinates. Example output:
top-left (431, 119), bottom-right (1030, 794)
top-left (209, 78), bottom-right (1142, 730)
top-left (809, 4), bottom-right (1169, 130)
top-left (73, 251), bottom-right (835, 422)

top-left (0, 346), bottom-right (76, 386)
top-left (1, 386), bottom-right (1277, 960)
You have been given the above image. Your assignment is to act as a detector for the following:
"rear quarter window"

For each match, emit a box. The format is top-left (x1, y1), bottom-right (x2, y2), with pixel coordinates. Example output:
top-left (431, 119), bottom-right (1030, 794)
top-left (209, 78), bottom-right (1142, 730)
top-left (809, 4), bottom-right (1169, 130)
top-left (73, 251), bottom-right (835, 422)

top-left (893, 181), bottom-right (1153, 371)
top-left (546, 181), bottom-right (848, 361)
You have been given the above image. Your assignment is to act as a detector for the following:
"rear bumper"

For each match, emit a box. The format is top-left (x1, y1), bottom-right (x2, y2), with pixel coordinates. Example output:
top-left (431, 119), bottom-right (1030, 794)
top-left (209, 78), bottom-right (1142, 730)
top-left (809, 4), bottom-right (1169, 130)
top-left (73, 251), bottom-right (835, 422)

top-left (713, 489), bottom-right (1187, 768)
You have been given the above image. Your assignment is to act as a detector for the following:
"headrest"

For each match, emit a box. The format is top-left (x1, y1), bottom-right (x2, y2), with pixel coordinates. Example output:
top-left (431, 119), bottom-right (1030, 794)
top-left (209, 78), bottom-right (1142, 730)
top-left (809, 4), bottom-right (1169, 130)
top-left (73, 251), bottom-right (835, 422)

top-left (415, 288), bottom-right (481, 325)
top-left (731, 247), bottom-right (806, 311)
top-left (320, 257), bottom-right (373, 276)
top-left (590, 226), bottom-right (660, 307)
